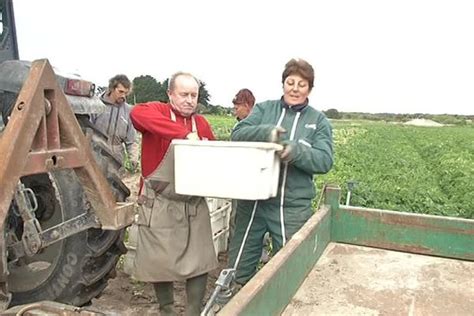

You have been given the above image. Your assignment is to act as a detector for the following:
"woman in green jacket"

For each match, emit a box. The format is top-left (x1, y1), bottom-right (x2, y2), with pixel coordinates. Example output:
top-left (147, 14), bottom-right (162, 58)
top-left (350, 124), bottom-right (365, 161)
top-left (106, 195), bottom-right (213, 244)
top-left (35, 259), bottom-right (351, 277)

top-left (228, 58), bottom-right (334, 286)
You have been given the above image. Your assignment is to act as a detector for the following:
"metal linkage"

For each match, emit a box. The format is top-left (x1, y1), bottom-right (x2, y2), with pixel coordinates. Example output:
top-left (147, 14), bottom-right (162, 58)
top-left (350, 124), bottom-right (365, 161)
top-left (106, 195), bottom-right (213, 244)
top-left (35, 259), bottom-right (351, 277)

top-left (345, 180), bottom-right (358, 206)
top-left (201, 268), bottom-right (236, 316)
top-left (7, 212), bottom-right (99, 262)
top-left (202, 200), bottom-right (260, 315)
top-left (13, 182), bottom-right (42, 256)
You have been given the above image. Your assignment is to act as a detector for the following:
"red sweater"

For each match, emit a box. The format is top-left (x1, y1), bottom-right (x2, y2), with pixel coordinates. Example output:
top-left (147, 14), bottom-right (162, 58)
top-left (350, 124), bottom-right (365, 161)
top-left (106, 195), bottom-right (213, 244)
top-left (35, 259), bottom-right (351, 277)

top-left (130, 102), bottom-right (215, 180)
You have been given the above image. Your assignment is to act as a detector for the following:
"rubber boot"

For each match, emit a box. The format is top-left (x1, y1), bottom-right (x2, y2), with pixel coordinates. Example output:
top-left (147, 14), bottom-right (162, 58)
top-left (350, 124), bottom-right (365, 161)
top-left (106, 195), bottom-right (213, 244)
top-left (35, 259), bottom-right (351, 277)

top-left (213, 281), bottom-right (243, 314)
top-left (185, 273), bottom-right (208, 316)
top-left (260, 232), bottom-right (271, 264)
top-left (153, 282), bottom-right (176, 316)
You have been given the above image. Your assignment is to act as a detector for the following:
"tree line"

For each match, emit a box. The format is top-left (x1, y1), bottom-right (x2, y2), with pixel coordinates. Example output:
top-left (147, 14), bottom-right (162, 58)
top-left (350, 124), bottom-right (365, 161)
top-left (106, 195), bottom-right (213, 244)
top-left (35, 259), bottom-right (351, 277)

top-left (99, 74), bottom-right (472, 124)
top-left (125, 75), bottom-right (231, 115)
top-left (323, 108), bottom-right (473, 125)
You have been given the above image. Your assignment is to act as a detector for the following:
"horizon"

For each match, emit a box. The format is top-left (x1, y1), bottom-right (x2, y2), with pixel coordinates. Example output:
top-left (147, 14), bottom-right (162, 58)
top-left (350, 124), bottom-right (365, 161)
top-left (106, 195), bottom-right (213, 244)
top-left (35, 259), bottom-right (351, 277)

top-left (202, 103), bottom-right (473, 117)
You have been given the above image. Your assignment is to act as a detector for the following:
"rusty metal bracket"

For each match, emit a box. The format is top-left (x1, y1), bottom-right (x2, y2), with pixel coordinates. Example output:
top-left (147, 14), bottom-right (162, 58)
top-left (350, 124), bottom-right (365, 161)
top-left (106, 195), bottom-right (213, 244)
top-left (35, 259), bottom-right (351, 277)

top-left (0, 58), bottom-right (134, 231)
top-left (8, 212), bottom-right (100, 262)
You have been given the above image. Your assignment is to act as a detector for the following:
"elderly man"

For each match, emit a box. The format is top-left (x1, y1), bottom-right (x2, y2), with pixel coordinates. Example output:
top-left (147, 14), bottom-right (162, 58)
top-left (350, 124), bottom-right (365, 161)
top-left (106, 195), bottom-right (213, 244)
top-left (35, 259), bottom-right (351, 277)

top-left (130, 72), bottom-right (217, 316)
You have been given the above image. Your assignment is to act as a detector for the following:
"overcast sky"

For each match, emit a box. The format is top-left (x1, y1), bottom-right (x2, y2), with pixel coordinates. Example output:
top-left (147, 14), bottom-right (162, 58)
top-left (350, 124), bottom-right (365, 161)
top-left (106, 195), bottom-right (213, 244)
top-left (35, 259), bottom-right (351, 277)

top-left (13, 0), bottom-right (474, 115)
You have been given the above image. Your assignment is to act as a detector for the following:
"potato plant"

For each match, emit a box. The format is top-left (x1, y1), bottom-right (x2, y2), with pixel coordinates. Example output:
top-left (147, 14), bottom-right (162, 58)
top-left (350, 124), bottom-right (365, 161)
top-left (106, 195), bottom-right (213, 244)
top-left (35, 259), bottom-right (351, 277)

top-left (206, 115), bottom-right (474, 219)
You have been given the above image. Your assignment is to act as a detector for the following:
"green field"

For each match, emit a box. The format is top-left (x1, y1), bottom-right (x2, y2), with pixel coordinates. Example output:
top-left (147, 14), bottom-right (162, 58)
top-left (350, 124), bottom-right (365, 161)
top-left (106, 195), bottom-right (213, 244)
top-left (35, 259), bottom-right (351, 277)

top-left (205, 115), bottom-right (474, 219)
top-left (206, 115), bottom-right (236, 140)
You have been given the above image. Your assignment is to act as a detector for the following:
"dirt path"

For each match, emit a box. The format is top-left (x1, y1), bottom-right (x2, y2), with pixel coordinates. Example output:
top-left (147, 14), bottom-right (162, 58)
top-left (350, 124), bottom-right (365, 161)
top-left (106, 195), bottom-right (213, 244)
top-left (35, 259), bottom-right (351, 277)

top-left (89, 253), bottom-right (228, 315)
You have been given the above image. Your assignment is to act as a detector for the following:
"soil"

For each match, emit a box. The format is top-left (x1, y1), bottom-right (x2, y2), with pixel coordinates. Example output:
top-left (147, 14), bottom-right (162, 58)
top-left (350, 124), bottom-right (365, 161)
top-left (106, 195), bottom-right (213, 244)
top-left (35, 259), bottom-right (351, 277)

top-left (89, 253), bottom-right (228, 315)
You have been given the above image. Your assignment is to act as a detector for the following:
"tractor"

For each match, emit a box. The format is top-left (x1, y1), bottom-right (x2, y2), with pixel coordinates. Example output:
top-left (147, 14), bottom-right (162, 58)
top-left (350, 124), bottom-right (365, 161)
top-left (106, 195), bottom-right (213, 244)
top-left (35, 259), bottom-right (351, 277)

top-left (0, 0), bottom-right (134, 312)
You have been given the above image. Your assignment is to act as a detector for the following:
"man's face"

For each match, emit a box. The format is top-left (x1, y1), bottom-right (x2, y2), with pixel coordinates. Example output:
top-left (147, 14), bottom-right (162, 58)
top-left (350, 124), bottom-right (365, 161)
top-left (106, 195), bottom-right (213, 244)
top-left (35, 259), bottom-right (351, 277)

top-left (283, 74), bottom-right (311, 106)
top-left (233, 102), bottom-right (251, 120)
top-left (109, 83), bottom-right (130, 104)
top-left (168, 75), bottom-right (199, 117)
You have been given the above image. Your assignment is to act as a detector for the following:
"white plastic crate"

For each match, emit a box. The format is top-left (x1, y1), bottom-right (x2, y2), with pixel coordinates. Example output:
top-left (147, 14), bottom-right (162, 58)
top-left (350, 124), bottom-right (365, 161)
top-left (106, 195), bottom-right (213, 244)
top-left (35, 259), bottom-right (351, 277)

top-left (209, 199), bottom-right (232, 257)
top-left (213, 229), bottom-right (229, 257)
top-left (206, 197), bottom-right (231, 213)
top-left (173, 140), bottom-right (283, 200)
top-left (206, 197), bottom-right (219, 213)
top-left (210, 202), bottom-right (231, 235)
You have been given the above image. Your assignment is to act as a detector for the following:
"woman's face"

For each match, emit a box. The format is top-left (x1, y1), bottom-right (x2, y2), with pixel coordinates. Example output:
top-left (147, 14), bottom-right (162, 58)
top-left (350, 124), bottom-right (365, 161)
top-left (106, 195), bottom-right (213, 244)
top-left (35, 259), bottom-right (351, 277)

top-left (233, 102), bottom-right (251, 120)
top-left (283, 74), bottom-right (311, 106)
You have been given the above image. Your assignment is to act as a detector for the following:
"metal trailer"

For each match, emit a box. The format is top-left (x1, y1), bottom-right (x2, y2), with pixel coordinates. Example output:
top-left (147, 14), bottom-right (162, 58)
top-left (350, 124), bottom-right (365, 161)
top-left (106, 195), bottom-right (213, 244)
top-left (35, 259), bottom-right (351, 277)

top-left (219, 185), bottom-right (474, 315)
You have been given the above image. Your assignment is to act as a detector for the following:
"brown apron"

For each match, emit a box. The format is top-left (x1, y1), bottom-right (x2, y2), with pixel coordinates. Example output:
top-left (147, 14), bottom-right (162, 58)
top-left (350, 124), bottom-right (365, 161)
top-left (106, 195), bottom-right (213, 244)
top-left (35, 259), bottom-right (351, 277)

top-left (132, 184), bottom-right (217, 282)
top-left (131, 133), bottom-right (217, 282)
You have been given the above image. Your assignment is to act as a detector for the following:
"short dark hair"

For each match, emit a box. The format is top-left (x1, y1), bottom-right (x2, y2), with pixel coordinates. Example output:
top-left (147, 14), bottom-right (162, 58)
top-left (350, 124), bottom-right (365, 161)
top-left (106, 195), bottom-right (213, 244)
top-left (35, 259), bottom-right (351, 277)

top-left (108, 74), bottom-right (132, 91)
top-left (168, 72), bottom-right (200, 92)
top-left (232, 88), bottom-right (255, 108)
top-left (281, 58), bottom-right (315, 90)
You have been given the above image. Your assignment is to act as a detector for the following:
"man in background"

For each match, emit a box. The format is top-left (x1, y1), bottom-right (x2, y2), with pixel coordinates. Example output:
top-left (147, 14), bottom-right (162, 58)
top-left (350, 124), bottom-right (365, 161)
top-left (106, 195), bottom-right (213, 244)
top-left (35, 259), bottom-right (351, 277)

top-left (91, 74), bottom-right (138, 169)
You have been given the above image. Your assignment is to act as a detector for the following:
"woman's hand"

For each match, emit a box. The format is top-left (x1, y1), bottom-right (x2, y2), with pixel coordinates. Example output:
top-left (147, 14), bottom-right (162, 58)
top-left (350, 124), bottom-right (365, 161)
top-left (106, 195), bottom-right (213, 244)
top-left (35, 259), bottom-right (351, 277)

top-left (269, 126), bottom-right (286, 143)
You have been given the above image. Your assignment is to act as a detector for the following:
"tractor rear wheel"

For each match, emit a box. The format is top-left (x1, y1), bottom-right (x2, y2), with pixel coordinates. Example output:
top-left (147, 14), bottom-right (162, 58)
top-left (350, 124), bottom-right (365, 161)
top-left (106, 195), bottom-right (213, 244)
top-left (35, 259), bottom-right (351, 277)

top-left (6, 117), bottom-right (130, 307)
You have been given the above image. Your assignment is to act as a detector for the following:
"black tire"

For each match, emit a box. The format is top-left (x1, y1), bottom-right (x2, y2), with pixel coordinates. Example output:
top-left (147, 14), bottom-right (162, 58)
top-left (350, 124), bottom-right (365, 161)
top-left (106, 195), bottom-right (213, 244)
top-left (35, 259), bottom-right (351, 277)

top-left (7, 115), bottom-right (130, 307)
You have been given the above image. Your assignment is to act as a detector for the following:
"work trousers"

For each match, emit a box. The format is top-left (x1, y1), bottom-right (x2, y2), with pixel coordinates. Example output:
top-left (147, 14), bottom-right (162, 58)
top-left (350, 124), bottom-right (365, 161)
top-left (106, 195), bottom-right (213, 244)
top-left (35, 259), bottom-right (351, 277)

top-left (228, 199), bottom-right (312, 285)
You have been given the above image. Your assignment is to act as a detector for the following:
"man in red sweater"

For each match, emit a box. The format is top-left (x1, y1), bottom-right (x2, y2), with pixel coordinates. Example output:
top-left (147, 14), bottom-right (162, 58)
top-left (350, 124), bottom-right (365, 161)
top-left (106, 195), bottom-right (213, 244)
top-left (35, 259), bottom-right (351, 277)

top-left (130, 72), bottom-right (217, 315)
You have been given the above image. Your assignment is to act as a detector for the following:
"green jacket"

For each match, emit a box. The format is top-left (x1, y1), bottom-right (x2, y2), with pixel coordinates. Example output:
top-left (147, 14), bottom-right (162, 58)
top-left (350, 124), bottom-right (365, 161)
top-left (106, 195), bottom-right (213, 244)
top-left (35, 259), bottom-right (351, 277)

top-left (231, 99), bottom-right (333, 205)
